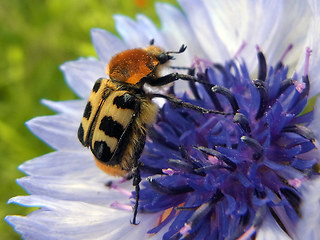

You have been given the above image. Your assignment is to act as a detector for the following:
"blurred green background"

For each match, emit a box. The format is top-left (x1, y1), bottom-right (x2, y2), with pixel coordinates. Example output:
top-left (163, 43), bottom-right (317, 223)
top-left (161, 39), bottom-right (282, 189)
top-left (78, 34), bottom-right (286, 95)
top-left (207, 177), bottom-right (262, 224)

top-left (0, 0), bottom-right (177, 239)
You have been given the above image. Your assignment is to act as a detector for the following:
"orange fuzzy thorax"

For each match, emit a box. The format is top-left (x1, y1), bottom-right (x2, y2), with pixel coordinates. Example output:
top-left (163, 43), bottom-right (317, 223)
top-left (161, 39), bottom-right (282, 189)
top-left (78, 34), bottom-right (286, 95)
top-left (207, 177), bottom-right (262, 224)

top-left (107, 46), bottom-right (164, 85)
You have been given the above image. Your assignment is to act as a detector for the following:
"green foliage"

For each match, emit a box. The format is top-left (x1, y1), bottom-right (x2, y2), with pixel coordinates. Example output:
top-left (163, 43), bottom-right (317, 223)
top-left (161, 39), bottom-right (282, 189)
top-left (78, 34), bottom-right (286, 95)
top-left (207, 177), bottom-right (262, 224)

top-left (0, 0), bottom-right (177, 239)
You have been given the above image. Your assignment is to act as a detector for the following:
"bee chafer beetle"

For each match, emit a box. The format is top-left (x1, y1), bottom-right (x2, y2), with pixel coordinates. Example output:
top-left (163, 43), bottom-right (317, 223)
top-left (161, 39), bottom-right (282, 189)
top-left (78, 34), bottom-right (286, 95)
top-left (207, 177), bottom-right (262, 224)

top-left (77, 42), bottom-right (229, 224)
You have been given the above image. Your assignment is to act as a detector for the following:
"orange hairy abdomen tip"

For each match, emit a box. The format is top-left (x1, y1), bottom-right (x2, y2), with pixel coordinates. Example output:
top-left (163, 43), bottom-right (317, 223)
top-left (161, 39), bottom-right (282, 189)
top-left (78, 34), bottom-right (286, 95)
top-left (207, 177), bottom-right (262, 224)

top-left (107, 48), bottom-right (159, 84)
top-left (94, 157), bottom-right (127, 177)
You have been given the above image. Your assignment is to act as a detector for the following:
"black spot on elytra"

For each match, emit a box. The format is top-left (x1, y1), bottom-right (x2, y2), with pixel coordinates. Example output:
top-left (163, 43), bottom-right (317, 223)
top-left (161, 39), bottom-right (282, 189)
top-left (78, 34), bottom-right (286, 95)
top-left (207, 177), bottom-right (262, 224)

top-left (113, 93), bottom-right (136, 110)
top-left (99, 116), bottom-right (124, 140)
top-left (93, 141), bottom-right (113, 162)
top-left (93, 79), bottom-right (102, 93)
top-left (77, 123), bottom-right (85, 145)
top-left (83, 102), bottom-right (92, 120)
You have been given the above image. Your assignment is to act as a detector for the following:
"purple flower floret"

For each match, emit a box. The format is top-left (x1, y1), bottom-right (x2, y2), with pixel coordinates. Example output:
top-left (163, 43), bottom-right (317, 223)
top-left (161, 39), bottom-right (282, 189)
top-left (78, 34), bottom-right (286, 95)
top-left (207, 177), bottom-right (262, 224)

top-left (137, 48), bottom-right (320, 239)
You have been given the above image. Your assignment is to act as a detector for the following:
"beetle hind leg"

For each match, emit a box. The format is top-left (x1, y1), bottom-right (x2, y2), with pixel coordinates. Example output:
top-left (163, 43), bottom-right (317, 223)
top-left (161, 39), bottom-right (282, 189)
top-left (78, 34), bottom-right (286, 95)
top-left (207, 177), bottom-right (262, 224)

top-left (130, 134), bottom-right (146, 225)
top-left (131, 163), bottom-right (141, 225)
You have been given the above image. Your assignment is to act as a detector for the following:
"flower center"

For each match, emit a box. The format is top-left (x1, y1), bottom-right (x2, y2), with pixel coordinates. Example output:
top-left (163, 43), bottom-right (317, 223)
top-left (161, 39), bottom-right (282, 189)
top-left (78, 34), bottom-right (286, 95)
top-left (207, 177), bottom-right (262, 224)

top-left (137, 47), bottom-right (319, 239)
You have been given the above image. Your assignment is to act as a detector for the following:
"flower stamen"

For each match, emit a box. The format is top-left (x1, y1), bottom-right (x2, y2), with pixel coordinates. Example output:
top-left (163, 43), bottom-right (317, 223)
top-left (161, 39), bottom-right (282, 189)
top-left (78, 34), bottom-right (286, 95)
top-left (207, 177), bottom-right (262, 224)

top-left (147, 177), bottom-right (194, 195)
top-left (196, 146), bottom-right (237, 171)
top-left (179, 190), bottom-right (224, 238)
top-left (105, 181), bottom-right (132, 197)
top-left (275, 44), bottom-right (293, 71)
top-left (211, 85), bottom-right (239, 114)
top-left (280, 188), bottom-right (301, 217)
top-left (168, 159), bottom-right (204, 175)
top-left (191, 56), bottom-right (213, 74)
top-left (233, 41), bottom-right (247, 59)
top-left (162, 168), bottom-right (180, 175)
top-left (282, 124), bottom-right (316, 143)
top-left (279, 78), bottom-right (295, 95)
top-left (233, 113), bottom-right (252, 134)
top-left (256, 46), bottom-right (267, 81)
top-left (253, 79), bottom-right (268, 119)
top-left (304, 47), bottom-right (312, 76)
top-left (110, 201), bottom-right (133, 211)
top-left (241, 136), bottom-right (264, 160)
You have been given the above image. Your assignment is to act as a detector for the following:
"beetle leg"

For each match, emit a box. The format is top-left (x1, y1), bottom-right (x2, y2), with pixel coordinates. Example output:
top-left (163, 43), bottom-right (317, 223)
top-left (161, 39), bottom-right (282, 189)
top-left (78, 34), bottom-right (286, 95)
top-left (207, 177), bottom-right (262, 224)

top-left (131, 163), bottom-right (141, 225)
top-left (130, 133), bottom-right (146, 225)
top-left (147, 72), bottom-right (211, 87)
top-left (148, 93), bottom-right (231, 115)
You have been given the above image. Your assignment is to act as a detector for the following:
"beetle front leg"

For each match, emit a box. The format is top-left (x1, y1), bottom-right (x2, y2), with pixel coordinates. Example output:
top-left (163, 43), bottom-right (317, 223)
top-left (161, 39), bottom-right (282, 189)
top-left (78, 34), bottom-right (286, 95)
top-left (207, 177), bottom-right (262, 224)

top-left (148, 72), bottom-right (211, 87)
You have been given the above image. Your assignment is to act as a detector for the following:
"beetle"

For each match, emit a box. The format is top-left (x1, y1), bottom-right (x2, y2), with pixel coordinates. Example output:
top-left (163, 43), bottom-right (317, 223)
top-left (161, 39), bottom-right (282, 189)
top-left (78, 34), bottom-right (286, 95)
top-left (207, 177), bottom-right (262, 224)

top-left (77, 42), bottom-right (228, 224)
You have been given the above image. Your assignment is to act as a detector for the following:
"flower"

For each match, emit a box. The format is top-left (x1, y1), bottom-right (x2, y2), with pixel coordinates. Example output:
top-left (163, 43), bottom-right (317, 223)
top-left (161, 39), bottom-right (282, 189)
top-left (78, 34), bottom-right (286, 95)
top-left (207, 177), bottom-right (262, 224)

top-left (138, 45), bottom-right (320, 239)
top-left (6, 0), bottom-right (320, 239)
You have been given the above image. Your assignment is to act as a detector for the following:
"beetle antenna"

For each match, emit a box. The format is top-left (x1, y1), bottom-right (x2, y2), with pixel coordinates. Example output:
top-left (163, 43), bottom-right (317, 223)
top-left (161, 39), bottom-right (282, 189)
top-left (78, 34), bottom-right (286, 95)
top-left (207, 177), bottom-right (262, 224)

top-left (149, 39), bottom-right (155, 45)
top-left (166, 44), bottom-right (187, 55)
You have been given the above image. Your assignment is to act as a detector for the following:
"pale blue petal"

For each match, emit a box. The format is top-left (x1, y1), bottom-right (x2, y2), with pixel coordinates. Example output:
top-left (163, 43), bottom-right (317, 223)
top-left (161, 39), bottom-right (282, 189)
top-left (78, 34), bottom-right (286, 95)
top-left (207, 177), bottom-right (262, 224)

top-left (90, 28), bottom-right (127, 63)
top-left (115, 15), bottom-right (155, 48)
top-left (41, 99), bottom-right (85, 116)
top-left (136, 14), bottom-right (167, 48)
top-left (198, 0), bottom-right (309, 71)
top-left (60, 58), bottom-right (105, 98)
top-left (297, 178), bottom-right (320, 240)
top-left (19, 150), bottom-right (96, 177)
top-left (309, 98), bottom-right (320, 142)
top-left (6, 195), bottom-right (165, 240)
top-left (201, 0), bottom-right (246, 56)
top-left (16, 176), bottom-right (128, 205)
top-left (237, 0), bottom-right (284, 65)
top-left (266, 0), bottom-right (310, 68)
top-left (156, 3), bottom-right (204, 66)
top-left (178, 0), bottom-right (230, 62)
top-left (26, 115), bottom-right (82, 151)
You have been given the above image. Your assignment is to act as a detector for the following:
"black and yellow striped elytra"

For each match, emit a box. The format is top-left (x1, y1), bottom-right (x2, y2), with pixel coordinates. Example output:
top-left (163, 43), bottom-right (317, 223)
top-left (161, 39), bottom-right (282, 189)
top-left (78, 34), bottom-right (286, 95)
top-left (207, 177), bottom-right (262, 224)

top-left (78, 77), bottom-right (158, 177)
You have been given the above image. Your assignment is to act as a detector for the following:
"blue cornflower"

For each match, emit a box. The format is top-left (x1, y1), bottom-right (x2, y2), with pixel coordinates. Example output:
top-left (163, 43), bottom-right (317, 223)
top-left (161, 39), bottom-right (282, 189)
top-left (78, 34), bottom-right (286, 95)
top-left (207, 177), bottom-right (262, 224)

top-left (138, 46), bottom-right (320, 239)
top-left (6, 0), bottom-right (320, 239)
